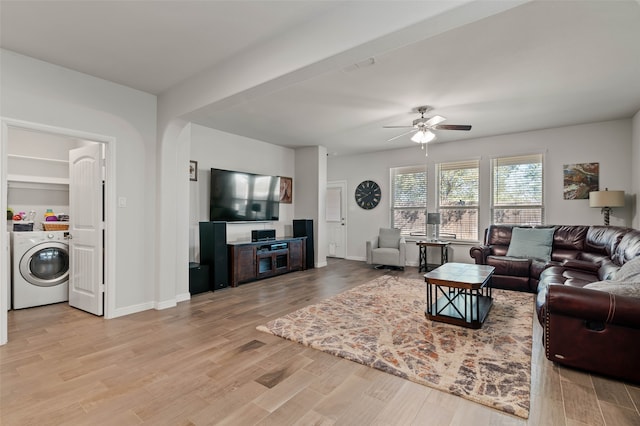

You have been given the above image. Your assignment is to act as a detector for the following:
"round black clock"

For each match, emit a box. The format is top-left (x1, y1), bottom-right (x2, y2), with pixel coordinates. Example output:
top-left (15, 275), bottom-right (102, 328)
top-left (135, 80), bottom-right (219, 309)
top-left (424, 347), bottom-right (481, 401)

top-left (355, 180), bottom-right (381, 210)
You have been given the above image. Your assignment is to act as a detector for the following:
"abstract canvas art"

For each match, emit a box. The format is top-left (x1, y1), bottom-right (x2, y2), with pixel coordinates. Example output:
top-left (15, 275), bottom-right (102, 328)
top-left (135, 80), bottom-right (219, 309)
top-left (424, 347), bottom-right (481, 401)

top-left (563, 162), bottom-right (598, 199)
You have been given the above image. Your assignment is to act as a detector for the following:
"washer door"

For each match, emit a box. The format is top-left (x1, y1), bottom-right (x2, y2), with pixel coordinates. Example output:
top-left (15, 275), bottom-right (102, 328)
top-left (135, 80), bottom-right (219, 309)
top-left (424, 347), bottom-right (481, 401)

top-left (19, 242), bottom-right (69, 287)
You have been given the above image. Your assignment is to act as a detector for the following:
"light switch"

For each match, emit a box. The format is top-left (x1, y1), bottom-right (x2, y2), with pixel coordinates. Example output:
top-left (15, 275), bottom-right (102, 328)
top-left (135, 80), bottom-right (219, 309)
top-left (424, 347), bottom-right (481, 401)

top-left (118, 197), bottom-right (127, 208)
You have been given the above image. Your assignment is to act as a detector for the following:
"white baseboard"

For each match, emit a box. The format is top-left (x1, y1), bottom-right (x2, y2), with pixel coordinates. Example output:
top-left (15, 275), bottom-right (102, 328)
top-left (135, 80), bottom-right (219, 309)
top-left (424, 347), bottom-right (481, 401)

top-left (112, 301), bottom-right (154, 318)
top-left (344, 256), bottom-right (418, 268)
top-left (316, 260), bottom-right (328, 268)
top-left (176, 292), bottom-right (191, 303)
top-left (346, 256), bottom-right (366, 262)
top-left (155, 299), bottom-right (177, 310)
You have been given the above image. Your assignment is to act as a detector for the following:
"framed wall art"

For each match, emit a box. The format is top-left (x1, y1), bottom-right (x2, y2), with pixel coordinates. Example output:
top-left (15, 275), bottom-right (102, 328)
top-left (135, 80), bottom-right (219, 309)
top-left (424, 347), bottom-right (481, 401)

top-left (563, 162), bottom-right (598, 199)
top-left (280, 176), bottom-right (292, 204)
top-left (189, 160), bottom-right (198, 181)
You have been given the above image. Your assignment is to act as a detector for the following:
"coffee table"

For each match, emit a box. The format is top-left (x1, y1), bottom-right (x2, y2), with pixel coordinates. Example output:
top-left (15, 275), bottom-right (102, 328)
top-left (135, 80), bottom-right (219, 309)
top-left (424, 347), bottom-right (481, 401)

top-left (424, 262), bottom-right (495, 329)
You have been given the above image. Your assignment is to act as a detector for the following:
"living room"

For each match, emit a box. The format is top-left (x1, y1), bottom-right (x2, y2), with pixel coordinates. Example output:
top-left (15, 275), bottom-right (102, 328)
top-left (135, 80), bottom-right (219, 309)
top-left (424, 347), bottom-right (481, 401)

top-left (1, 1), bottom-right (640, 424)
top-left (2, 0), bottom-right (639, 323)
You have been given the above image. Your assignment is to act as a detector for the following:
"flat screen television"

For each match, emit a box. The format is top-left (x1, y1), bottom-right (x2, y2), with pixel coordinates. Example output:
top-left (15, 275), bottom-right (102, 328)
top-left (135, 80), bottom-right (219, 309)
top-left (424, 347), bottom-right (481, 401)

top-left (210, 168), bottom-right (280, 222)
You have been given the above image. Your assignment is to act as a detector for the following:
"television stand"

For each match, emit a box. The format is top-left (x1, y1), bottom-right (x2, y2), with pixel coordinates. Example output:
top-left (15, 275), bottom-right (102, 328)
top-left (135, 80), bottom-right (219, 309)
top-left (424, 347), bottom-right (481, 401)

top-left (228, 237), bottom-right (307, 286)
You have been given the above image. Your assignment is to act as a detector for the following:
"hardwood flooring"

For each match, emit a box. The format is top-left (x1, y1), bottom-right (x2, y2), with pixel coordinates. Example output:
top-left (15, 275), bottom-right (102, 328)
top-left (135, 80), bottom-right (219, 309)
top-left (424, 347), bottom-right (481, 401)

top-left (1, 258), bottom-right (639, 425)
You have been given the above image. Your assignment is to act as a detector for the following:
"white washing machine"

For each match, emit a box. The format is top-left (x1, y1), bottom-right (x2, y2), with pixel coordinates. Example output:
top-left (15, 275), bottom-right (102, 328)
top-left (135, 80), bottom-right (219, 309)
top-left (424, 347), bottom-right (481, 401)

top-left (12, 231), bottom-right (69, 309)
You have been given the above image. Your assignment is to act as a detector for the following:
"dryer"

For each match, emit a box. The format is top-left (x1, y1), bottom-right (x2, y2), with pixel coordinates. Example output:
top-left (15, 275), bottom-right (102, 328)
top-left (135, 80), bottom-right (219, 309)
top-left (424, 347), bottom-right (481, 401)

top-left (12, 231), bottom-right (69, 309)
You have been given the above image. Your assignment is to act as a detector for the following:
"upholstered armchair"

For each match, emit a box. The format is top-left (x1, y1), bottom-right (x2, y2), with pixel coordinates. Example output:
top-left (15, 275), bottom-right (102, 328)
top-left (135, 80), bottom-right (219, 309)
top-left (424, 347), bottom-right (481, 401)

top-left (366, 228), bottom-right (406, 270)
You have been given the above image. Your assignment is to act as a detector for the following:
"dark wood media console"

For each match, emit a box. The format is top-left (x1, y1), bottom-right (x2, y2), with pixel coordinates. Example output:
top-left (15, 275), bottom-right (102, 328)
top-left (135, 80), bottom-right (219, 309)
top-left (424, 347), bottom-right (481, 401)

top-left (228, 237), bottom-right (307, 287)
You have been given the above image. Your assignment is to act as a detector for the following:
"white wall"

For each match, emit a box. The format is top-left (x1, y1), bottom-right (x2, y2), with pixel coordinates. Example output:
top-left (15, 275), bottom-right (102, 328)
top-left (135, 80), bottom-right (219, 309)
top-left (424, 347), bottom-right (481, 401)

top-left (189, 124), bottom-right (295, 260)
top-left (1, 49), bottom-right (158, 315)
top-left (632, 110), bottom-right (640, 229)
top-left (295, 146), bottom-right (328, 268)
top-left (328, 119), bottom-right (635, 265)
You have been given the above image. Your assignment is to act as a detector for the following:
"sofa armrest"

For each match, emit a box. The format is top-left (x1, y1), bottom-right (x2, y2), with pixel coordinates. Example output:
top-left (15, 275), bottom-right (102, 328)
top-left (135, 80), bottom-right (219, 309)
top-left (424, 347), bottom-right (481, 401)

top-left (366, 237), bottom-right (379, 264)
top-left (546, 284), bottom-right (640, 328)
top-left (469, 245), bottom-right (490, 264)
top-left (399, 237), bottom-right (406, 265)
top-left (561, 259), bottom-right (600, 273)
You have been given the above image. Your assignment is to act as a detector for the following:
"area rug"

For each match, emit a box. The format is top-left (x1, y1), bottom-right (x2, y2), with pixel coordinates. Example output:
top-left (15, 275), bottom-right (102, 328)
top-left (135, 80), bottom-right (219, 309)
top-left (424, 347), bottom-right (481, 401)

top-left (257, 275), bottom-right (534, 418)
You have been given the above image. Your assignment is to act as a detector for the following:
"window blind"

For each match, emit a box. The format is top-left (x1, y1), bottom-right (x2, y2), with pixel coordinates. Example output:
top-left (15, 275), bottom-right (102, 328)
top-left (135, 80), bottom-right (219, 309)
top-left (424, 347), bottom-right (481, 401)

top-left (492, 154), bottom-right (544, 224)
top-left (391, 165), bottom-right (427, 235)
top-left (437, 160), bottom-right (479, 241)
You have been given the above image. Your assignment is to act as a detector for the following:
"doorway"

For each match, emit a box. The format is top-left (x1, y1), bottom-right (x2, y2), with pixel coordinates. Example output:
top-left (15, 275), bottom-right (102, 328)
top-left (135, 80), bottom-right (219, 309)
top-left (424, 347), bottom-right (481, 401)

top-left (326, 180), bottom-right (347, 258)
top-left (1, 119), bottom-right (116, 344)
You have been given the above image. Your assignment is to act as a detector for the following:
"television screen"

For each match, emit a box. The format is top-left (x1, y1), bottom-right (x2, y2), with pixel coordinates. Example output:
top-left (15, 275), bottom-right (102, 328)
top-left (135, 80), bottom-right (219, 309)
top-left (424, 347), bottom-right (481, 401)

top-left (210, 168), bottom-right (280, 221)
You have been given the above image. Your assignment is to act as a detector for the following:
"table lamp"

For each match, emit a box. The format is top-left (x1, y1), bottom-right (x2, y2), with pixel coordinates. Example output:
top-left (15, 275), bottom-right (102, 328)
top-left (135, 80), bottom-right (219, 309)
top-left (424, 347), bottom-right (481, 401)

top-left (589, 188), bottom-right (624, 226)
top-left (427, 213), bottom-right (441, 241)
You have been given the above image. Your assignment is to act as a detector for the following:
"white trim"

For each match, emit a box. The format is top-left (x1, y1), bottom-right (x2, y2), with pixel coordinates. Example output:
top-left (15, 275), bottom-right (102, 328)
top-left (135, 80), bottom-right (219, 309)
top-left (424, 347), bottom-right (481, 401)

top-left (155, 299), bottom-right (177, 310)
top-left (326, 180), bottom-right (348, 260)
top-left (1, 122), bottom-right (8, 344)
top-left (176, 292), bottom-right (191, 303)
top-left (346, 255), bottom-right (366, 262)
top-left (112, 302), bottom-right (155, 318)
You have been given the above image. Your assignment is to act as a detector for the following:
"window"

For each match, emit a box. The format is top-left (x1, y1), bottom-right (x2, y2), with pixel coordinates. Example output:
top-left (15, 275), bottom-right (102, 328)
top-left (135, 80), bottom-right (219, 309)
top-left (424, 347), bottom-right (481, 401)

top-left (391, 166), bottom-right (427, 236)
top-left (492, 154), bottom-right (544, 225)
top-left (437, 160), bottom-right (479, 241)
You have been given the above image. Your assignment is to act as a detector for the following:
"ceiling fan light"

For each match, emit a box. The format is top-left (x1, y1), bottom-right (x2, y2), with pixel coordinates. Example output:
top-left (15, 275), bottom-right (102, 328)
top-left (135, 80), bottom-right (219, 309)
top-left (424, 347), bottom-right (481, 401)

top-left (411, 130), bottom-right (435, 144)
top-left (422, 130), bottom-right (436, 143)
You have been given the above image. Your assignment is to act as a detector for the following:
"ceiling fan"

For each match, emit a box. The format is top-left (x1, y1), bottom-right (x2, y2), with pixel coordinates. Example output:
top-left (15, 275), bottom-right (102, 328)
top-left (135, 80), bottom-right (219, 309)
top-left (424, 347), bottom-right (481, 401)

top-left (384, 106), bottom-right (472, 144)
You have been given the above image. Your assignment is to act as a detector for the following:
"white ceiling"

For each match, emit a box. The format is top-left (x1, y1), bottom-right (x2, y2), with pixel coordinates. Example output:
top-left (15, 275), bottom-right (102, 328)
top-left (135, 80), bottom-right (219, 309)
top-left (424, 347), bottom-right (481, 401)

top-left (2, 0), bottom-right (640, 156)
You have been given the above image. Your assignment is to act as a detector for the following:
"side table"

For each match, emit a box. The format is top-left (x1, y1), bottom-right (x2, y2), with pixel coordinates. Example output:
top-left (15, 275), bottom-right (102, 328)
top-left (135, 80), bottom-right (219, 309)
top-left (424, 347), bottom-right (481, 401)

top-left (416, 240), bottom-right (449, 272)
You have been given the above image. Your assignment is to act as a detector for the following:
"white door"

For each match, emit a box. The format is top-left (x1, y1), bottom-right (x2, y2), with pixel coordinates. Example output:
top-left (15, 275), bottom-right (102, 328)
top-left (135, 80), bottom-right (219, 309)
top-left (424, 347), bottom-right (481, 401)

top-left (68, 144), bottom-right (103, 315)
top-left (326, 181), bottom-right (347, 258)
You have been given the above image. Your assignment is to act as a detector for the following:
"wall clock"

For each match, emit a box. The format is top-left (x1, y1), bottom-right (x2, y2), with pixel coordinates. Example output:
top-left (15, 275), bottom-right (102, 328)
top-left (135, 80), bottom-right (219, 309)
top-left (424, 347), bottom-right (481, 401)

top-left (355, 180), bottom-right (381, 210)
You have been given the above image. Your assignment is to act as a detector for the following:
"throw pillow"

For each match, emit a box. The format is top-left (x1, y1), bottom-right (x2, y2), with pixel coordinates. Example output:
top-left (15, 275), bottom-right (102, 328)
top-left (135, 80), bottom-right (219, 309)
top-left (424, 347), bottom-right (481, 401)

top-left (584, 280), bottom-right (640, 299)
top-left (612, 256), bottom-right (640, 281)
top-left (506, 227), bottom-right (554, 262)
top-left (378, 228), bottom-right (400, 249)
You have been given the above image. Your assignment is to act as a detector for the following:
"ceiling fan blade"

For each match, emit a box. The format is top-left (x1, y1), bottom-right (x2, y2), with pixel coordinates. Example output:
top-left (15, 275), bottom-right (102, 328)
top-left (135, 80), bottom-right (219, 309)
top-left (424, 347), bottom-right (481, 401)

top-left (383, 125), bottom-right (414, 128)
top-left (425, 115), bottom-right (446, 127)
top-left (433, 124), bottom-right (472, 131)
top-left (387, 129), bottom-right (418, 142)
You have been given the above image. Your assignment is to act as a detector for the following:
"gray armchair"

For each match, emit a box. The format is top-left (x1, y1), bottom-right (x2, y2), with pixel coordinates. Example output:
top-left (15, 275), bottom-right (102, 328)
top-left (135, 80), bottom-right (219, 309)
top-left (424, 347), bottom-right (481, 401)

top-left (366, 228), bottom-right (406, 270)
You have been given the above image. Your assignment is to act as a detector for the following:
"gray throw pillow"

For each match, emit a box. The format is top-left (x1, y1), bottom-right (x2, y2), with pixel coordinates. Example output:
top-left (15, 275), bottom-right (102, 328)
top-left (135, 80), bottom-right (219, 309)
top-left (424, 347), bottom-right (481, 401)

top-left (612, 256), bottom-right (640, 281)
top-left (378, 228), bottom-right (400, 249)
top-left (506, 227), bottom-right (554, 262)
top-left (584, 280), bottom-right (640, 299)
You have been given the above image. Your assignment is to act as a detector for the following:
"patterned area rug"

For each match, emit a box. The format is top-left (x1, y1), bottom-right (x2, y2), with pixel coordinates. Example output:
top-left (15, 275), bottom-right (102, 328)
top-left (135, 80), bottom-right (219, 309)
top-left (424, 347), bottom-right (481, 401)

top-left (257, 275), bottom-right (534, 418)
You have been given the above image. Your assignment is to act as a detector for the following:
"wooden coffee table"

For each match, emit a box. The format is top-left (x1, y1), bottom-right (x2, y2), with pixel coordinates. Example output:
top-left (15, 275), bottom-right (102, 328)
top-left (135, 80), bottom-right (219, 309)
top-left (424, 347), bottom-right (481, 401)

top-left (424, 262), bottom-right (495, 329)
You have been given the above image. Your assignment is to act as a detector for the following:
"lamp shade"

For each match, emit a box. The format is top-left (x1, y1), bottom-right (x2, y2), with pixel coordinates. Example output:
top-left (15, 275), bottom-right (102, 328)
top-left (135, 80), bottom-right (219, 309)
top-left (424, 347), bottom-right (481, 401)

top-left (427, 213), bottom-right (441, 225)
top-left (589, 190), bottom-right (625, 208)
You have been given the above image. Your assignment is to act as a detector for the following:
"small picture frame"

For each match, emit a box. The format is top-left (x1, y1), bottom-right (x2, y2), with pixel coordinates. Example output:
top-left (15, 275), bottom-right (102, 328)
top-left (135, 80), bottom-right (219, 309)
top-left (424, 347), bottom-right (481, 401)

top-left (280, 176), bottom-right (292, 204)
top-left (189, 160), bottom-right (198, 181)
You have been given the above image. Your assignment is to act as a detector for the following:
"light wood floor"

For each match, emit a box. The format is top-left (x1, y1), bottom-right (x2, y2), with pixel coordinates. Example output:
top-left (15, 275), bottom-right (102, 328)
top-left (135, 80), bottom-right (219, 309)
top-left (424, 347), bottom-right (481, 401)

top-left (2, 259), bottom-right (639, 425)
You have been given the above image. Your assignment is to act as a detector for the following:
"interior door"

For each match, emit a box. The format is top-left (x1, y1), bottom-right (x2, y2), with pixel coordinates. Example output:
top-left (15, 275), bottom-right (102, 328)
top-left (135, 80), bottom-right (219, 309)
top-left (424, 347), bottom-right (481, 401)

top-left (326, 181), bottom-right (347, 258)
top-left (68, 144), bottom-right (103, 315)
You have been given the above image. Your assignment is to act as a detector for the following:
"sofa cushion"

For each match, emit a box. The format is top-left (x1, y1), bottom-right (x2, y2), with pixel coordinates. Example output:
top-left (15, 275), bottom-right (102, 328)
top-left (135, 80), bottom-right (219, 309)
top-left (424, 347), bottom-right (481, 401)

top-left (584, 280), bottom-right (640, 299)
top-left (487, 255), bottom-right (531, 276)
top-left (553, 225), bottom-right (588, 251)
top-left (613, 230), bottom-right (640, 267)
top-left (506, 227), bottom-right (554, 262)
top-left (378, 228), bottom-right (400, 249)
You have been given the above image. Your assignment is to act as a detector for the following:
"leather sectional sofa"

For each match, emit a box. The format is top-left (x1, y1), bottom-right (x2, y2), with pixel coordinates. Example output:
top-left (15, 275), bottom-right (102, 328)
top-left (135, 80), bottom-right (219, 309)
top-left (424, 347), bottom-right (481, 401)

top-left (469, 224), bottom-right (640, 383)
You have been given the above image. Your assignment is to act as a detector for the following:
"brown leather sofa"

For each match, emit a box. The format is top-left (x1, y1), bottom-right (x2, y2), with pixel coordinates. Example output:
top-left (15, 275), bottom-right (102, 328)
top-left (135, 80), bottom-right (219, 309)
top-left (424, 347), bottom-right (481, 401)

top-left (469, 224), bottom-right (640, 383)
